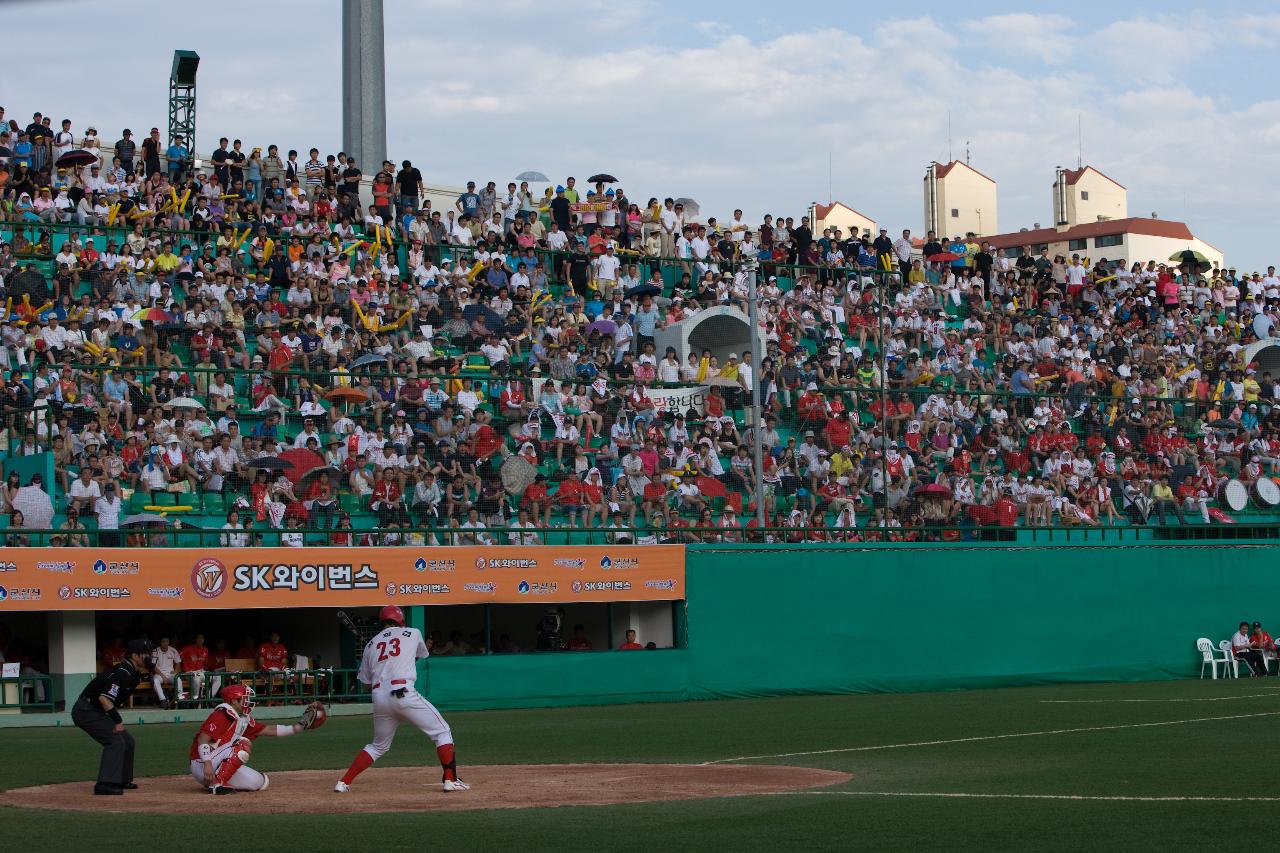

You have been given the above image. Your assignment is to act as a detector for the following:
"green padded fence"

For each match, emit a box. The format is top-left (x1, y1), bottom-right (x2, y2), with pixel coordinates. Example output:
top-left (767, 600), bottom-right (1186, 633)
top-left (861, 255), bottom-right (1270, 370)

top-left (421, 543), bottom-right (1279, 711)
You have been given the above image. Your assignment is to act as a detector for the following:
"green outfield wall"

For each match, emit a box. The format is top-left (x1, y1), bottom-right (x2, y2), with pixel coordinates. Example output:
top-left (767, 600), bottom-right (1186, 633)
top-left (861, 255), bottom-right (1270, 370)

top-left (425, 543), bottom-right (1278, 710)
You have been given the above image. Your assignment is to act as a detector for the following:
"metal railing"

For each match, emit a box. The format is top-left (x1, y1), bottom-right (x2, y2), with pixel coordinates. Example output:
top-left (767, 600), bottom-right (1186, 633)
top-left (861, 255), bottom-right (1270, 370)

top-left (4, 522), bottom-right (1279, 550)
top-left (0, 675), bottom-right (55, 713)
top-left (169, 667), bottom-right (362, 707)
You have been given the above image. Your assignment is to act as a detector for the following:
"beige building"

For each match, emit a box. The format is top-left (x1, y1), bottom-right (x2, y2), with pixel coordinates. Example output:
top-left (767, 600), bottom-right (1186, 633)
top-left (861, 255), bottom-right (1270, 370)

top-left (923, 160), bottom-right (998, 239)
top-left (1052, 166), bottom-right (1127, 227)
top-left (980, 217), bottom-right (1224, 270)
top-left (809, 201), bottom-right (876, 240)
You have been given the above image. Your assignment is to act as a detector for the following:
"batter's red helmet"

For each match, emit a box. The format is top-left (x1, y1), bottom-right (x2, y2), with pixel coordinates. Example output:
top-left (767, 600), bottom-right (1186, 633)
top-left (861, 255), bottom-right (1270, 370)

top-left (380, 605), bottom-right (405, 626)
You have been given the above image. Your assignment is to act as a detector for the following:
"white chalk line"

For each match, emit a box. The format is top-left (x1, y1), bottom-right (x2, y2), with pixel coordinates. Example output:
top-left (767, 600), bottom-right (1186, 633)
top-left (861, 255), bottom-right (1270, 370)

top-left (781, 790), bottom-right (1280, 804)
top-left (1040, 691), bottom-right (1280, 703)
top-left (701, 710), bottom-right (1280, 765)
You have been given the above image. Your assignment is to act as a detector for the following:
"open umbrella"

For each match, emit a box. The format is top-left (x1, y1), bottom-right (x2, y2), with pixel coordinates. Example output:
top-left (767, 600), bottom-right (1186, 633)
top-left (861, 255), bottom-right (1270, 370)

top-left (349, 353), bottom-right (389, 371)
top-left (12, 485), bottom-right (53, 529)
top-left (928, 252), bottom-right (962, 263)
top-left (55, 149), bottom-right (99, 168)
top-left (625, 283), bottom-right (662, 299)
top-left (914, 483), bottom-right (952, 498)
top-left (587, 319), bottom-right (617, 336)
top-left (279, 448), bottom-right (325, 484)
top-left (168, 396), bottom-right (205, 411)
top-left (0, 146), bottom-right (13, 159)
top-left (695, 476), bottom-right (727, 498)
top-left (325, 386), bottom-right (370, 403)
top-left (499, 455), bottom-right (537, 497)
top-left (132, 307), bottom-right (170, 323)
top-left (297, 465), bottom-right (343, 495)
top-left (462, 303), bottom-right (503, 332)
top-left (1169, 250), bottom-right (1210, 264)
top-left (8, 268), bottom-right (50, 304)
top-left (587, 173), bottom-right (618, 184)
top-left (516, 171), bottom-right (549, 182)
top-left (122, 513), bottom-right (171, 526)
top-left (247, 456), bottom-right (290, 472)
top-left (674, 197), bottom-right (700, 217)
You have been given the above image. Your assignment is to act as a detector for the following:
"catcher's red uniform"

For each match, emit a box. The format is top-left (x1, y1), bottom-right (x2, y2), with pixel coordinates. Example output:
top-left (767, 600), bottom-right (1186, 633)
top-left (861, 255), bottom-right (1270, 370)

top-left (189, 705), bottom-right (266, 760)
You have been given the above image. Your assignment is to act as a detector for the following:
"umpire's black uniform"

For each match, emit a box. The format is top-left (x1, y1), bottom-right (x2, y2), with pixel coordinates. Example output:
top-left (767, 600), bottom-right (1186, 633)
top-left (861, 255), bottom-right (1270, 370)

top-left (72, 639), bottom-right (153, 795)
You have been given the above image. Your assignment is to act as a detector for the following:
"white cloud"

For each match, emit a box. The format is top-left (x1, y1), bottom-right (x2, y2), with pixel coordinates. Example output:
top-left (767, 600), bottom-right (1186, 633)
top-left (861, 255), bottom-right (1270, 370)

top-left (962, 13), bottom-right (1075, 63)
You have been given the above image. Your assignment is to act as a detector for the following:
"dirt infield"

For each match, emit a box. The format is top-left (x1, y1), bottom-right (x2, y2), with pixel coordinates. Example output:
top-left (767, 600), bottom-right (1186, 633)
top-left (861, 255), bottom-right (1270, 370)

top-left (1, 763), bottom-right (851, 814)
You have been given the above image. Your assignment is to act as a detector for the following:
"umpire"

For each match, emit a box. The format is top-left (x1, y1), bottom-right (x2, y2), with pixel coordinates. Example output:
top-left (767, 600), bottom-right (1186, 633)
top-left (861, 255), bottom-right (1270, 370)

top-left (71, 638), bottom-right (154, 795)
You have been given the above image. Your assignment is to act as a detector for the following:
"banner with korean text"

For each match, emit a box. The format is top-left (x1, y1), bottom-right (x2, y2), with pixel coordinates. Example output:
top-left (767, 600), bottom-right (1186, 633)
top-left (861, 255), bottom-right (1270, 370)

top-left (640, 385), bottom-right (709, 417)
top-left (0, 546), bottom-right (685, 611)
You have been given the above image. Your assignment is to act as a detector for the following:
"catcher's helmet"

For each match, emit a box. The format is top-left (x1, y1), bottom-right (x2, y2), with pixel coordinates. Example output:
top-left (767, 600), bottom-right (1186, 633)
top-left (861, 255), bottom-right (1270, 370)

top-left (221, 683), bottom-right (256, 713)
top-left (380, 605), bottom-right (405, 626)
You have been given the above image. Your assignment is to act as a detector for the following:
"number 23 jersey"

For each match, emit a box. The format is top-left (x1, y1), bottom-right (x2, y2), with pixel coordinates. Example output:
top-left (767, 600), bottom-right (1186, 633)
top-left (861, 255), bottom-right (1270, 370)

top-left (358, 626), bottom-right (429, 687)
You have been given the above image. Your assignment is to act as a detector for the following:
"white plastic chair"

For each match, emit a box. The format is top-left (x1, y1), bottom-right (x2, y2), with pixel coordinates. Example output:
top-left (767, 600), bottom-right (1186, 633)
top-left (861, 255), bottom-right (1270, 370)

top-left (1217, 640), bottom-right (1241, 678)
top-left (1198, 638), bottom-right (1223, 678)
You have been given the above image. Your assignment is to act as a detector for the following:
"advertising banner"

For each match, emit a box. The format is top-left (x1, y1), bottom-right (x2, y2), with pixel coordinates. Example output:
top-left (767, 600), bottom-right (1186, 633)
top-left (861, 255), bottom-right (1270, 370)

top-left (0, 546), bottom-right (685, 611)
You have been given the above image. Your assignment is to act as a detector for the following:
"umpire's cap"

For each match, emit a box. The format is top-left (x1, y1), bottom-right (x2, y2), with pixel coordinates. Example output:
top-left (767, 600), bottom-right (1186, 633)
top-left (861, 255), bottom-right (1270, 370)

top-left (127, 639), bottom-right (156, 656)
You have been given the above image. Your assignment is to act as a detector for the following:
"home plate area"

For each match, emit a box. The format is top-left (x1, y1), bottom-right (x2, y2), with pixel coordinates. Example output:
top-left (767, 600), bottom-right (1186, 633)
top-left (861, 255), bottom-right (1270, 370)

top-left (2, 764), bottom-right (851, 814)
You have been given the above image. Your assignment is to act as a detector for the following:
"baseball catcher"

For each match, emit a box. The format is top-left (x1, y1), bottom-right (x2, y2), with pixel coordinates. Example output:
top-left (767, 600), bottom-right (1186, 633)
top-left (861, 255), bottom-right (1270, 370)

top-left (189, 683), bottom-right (326, 793)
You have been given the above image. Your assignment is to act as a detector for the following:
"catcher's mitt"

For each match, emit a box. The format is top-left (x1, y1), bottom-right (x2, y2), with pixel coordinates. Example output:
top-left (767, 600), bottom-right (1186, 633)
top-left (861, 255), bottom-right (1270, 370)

top-left (299, 701), bottom-right (328, 730)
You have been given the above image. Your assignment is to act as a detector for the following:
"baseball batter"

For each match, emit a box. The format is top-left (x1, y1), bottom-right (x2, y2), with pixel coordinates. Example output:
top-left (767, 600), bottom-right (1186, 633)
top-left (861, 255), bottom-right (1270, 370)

top-left (189, 684), bottom-right (324, 793)
top-left (335, 605), bottom-right (470, 793)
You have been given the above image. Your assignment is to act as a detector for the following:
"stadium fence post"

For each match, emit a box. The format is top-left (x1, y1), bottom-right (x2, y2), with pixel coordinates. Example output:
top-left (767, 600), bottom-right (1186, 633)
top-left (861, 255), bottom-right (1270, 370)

top-left (745, 260), bottom-right (767, 529)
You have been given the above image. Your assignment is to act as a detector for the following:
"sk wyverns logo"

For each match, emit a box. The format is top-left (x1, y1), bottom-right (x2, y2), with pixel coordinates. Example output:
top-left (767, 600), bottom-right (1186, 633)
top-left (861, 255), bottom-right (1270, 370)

top-left (59, 585), bottom-right (72, 600)
top-left (518, 580), bottom-right (530, 594)
top-left (599, 556), bottom-right (612, 569)
top-left (191, 558), bottom-right (228, 599)
top-left (572, 580), bottom-right (582, 593)
top-left (474, 557), bottom-right (487, 570)
top-left (93, 560), bottom-right (107, 575)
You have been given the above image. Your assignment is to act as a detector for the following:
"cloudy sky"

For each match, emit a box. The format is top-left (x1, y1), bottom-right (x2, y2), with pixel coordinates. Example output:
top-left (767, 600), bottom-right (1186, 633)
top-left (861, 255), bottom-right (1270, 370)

top-left (6, 0), bottom-right (1278, 267)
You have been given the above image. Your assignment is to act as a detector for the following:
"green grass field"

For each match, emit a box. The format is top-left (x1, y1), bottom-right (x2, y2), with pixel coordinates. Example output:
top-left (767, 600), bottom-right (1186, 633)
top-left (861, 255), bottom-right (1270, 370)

top-left (3, 679), bottom-right (1278, 852)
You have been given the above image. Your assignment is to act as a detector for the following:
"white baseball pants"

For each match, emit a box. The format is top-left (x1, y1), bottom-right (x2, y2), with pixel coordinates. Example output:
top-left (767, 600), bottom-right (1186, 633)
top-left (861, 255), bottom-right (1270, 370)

top-left (189, 739), bottom-right (268, 791)
top-left (363, 687), bottom-right (453, 760)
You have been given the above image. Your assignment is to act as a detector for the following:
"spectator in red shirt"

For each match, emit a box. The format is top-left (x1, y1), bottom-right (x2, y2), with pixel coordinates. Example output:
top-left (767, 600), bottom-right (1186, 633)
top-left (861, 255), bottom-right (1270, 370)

top-left (522, 474), bottom-right (551, 526)
top-left (823, 410), bottom-right (853, 452)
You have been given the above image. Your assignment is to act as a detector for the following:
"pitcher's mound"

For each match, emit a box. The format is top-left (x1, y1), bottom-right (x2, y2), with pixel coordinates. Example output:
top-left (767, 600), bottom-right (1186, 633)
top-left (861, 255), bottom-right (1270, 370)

top-left (1, 763), bottom-right (851, 814)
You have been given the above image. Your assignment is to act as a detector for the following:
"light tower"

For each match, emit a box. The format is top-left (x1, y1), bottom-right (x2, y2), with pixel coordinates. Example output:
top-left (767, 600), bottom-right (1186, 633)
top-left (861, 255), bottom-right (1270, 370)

top-left (168, 50), bottom-right (200, 149)
top-left (342, 0), bottom-right (388, 171)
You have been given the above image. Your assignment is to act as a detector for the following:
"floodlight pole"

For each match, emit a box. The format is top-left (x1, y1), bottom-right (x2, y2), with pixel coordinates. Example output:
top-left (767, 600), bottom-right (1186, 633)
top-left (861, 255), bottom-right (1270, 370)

top-left (168, 50), bottom-right (200, 150)
top-left (342, 0), bottom-right (388, 172)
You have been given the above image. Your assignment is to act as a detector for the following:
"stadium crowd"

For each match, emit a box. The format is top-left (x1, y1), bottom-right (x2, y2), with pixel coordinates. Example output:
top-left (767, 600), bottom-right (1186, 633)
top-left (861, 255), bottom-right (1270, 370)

top-left (3, 107), bottom-right (1280, 545)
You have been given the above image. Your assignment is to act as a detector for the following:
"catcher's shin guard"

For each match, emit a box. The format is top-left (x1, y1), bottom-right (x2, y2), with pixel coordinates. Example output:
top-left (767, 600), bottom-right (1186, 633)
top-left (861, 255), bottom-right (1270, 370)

top-left (215, 739), bottom-right (252, 786)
